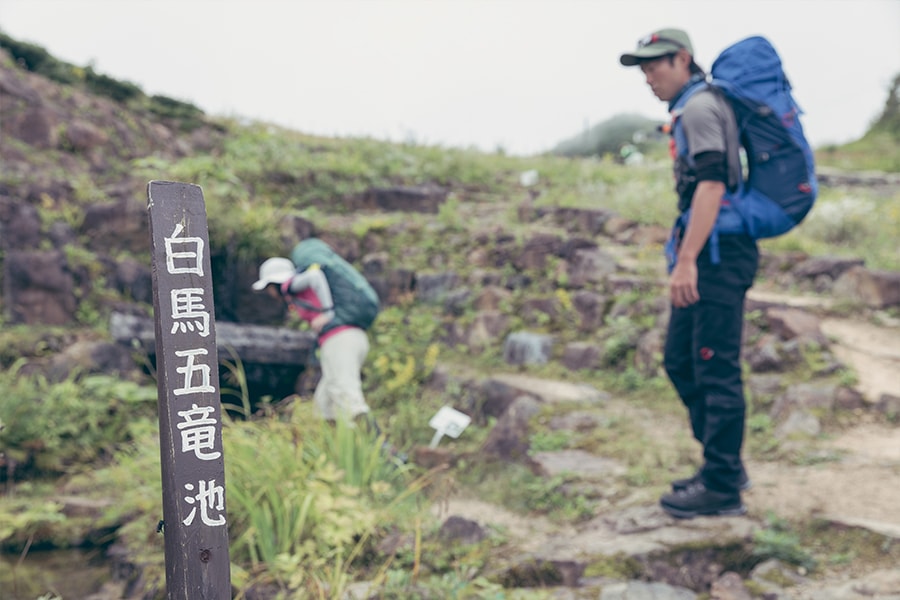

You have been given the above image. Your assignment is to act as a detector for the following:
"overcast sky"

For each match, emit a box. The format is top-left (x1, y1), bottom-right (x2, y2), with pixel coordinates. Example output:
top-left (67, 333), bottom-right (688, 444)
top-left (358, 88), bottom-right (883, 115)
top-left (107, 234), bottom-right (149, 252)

top-left (3, 0), bottom-right (899, 155)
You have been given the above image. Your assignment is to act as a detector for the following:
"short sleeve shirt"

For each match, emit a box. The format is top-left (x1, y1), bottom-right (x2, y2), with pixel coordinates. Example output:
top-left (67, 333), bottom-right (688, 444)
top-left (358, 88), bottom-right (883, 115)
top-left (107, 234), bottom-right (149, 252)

top-left (680, 88), bottom-right (741, 190)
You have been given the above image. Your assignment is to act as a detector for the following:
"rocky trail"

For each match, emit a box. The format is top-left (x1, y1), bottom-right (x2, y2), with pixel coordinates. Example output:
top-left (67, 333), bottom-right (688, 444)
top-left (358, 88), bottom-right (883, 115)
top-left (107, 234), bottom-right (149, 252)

top-left (425, 289), bottom-right (900, 600)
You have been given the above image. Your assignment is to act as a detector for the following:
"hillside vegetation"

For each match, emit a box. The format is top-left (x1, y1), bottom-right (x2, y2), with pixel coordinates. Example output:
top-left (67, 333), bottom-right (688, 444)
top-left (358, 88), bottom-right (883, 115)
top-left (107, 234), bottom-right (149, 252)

top-left (1, 34), bottom-right (899, 599)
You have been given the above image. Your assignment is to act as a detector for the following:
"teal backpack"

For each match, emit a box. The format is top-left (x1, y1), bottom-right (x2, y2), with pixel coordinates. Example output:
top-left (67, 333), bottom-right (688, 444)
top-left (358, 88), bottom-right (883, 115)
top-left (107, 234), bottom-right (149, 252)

top-left (290, 239), bottom-right (380, 331)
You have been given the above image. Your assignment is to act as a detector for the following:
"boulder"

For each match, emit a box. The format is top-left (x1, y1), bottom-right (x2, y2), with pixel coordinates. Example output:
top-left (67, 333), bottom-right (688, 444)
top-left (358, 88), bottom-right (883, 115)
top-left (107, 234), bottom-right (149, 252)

top-left (360, 184), bottom-right (447, 213)
top-left (599, 581), bottom-right (696, 600)
top-left (0, 198), bottom-right (42, 250)
top-left (765, 307), bottom-right (826, 343)
top-left (709, 571), bottom-right (752, 600)
top-left (416, 271), bottom-right (459, 303)
top-left (481, 396), bottom-right (541, 463)
top-left (503, 331), bottom-right (554, 365)
top-left (80, 199), bottom-right (149, 255)
top-left (833, 266), bottom-right (900, 308)
top-left (568, 248), bottom-right (618, 287)
top-left (3, 250), bottom-right (76, 325)
top-left (464, 310), bottom-right (510, 351)
top-left (571, 290), bottom-right (608, 332)
top-left (472, 285), bottom-right (511, 311)
top-left (514, 233), bottom-right (563, 271)
top-left (562, 342), bottom-right (602, 371)
top-left (792, 256), bottom-right (865, 280)
top-left (771, 382), bottom-right (837, 421)
top-left (9, 105), bottom-right (60, 148)
top-left (45, 340), bottom-right (141, 382)
top-left (438, 516), bottom-right (487, 545)
top-left (64, 119), bottom-right (109, 152)
top-left (551, 207), bottom-right (614, 236)
top-left (521, 296), bottom-right (560, 326)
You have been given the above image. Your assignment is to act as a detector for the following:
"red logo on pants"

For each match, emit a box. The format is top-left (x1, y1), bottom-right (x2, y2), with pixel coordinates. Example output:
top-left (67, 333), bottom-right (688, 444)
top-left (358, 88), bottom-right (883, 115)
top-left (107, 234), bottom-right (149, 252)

top-left (699, 347), bottom-right (715, 360)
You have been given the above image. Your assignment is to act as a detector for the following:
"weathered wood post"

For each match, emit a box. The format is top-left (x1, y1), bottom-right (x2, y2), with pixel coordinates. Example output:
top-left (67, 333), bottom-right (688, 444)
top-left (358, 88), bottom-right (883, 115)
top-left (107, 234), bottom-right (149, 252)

top-left (148, 181), bottom-right (231, 599)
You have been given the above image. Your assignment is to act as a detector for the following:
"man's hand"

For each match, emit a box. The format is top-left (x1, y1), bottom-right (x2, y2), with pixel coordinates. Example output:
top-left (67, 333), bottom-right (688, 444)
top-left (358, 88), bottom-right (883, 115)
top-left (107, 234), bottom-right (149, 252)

top-left (669, 180), bottom-right (724, 307)
top-left (670, 259), bottom-right (699, 307)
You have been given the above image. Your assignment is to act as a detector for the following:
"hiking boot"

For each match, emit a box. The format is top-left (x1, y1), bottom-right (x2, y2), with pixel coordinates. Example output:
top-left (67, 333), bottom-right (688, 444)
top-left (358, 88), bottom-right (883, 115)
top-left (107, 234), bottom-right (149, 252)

top-left (660, 483), bottom-right (747, 519)
top-left (671, 469), bottom-right (752, 492)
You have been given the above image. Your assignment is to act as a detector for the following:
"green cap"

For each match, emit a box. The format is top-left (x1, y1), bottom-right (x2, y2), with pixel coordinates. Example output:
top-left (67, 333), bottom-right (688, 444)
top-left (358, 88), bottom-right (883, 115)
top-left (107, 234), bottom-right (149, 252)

top-left (619, 28), bottom-right (693, 66)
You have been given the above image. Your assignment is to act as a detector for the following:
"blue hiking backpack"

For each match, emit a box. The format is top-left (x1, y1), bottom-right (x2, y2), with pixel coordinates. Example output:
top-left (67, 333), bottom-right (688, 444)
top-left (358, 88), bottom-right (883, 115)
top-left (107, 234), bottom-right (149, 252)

top-left (671, 36), bottom-right (817, 243)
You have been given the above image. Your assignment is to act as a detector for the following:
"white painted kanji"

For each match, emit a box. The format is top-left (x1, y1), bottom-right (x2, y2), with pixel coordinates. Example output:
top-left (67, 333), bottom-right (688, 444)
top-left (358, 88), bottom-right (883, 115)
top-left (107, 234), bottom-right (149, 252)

top-left (182, 479), bottom-right (226, 527)
top-left (173, 348), bottom-right (216, 396)
top-left (165, 223), bottom-right (205, 276)
top-left (176, 403), bottom-right (221, 460)
top-left (170, 287), bottom-right (211, 337)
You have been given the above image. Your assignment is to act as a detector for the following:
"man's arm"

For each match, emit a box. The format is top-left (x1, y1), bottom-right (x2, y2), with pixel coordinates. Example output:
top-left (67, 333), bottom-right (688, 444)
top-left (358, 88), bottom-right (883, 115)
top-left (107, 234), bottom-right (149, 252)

top-left (670, 180), bottom-right (724, 308)
top-left (671, 92), bottom-right (733, 309)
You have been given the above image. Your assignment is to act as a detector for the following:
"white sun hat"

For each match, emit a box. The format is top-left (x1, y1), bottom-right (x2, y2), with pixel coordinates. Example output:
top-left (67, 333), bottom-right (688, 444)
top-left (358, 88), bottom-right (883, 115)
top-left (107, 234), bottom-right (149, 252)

top-left (252, 257), bottom-right (296, 291)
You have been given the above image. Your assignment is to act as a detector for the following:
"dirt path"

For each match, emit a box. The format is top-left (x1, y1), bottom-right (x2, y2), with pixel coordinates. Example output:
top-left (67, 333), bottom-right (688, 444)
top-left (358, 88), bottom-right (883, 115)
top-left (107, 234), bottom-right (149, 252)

top-left (747, 426), bottom-right (900, 535)
top-left (821, 317), bottom-right (900, 402)
top-left (729, 295), bottom-right (899, 532)
top-left (748, 289), bottom-right (899, 403)
top-left (436, 300), bottom-right (900, 595)
top-left (752, 311), bottom-right (900, 537)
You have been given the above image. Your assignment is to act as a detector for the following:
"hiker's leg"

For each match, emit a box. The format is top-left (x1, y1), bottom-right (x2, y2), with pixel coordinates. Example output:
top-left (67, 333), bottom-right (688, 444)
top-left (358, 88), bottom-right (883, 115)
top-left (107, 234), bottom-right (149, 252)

top-left (664, 304), bottom-right (705, 443)
top-left (318, 328), bottom-right (371, 422)
top-left (694, 297), bottom-right (747, 494)
top-left (694, 236), bottom-right (759, 494)
top-left (313, 352), bottom-right (336, 422)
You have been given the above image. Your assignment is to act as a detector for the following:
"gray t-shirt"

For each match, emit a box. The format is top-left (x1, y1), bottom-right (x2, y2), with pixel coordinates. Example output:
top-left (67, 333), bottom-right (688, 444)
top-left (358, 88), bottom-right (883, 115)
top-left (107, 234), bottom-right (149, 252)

top-left (680, 88), bottom-right (742, 191)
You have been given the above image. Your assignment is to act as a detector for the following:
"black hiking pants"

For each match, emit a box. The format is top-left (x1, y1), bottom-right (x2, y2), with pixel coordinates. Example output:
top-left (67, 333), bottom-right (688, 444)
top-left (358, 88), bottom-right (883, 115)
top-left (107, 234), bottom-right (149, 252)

top-left (664, 234), bottom-right (759, 495)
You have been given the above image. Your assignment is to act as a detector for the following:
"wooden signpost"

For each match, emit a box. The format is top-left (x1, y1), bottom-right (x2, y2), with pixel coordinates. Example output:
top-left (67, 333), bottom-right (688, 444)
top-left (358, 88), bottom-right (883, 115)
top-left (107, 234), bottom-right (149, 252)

top-left (148, 181), bottom-right (231, 599)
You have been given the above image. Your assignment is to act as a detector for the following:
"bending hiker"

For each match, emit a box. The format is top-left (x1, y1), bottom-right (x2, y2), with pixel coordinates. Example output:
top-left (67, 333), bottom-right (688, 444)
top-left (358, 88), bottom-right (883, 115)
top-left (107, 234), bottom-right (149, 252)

top-left (252, 239), bottom-right (381, 434)
top-left (620, 29), bottom-right (759, 518)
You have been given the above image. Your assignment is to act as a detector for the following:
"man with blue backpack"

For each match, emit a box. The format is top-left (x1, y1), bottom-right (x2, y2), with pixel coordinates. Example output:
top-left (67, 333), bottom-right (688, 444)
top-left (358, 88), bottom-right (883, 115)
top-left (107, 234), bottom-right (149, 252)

top-left (620, 29), bottom-right (815, 518)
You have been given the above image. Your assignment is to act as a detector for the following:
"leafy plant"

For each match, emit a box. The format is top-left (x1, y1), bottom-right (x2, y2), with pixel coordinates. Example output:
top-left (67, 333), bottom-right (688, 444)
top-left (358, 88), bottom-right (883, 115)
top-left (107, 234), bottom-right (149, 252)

top-left (753, 514), bottom-right (817, 571)
top-left (747, 413), bottom-right (773, 435)
top-left (224, 401), bottom-right (429, 594)
top-left (0, 366), bottom-right (157, 479)
top-left (0, 495), bottom-right (67, 549)
top-left (226, 417), bottom-right (374, 571)
top-left (528, 429), bottom-right (570, 453)
top-left (368, 306), bottom-right (441, 401)
top-left (521, 474), bottom-right (594, 522)
top-left (600, 315), bottom-right (642, 368)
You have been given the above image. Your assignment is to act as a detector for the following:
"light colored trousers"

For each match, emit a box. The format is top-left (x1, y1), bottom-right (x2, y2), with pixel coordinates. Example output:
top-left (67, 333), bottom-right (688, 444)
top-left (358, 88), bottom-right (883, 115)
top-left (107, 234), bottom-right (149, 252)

top-left (314, 327), bottom-right (371, 421)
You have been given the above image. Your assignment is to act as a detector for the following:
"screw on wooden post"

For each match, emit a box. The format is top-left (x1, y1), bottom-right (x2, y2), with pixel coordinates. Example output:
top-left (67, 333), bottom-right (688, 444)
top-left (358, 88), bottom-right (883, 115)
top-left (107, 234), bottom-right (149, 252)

top-left (148, 181), bottom-right (231, 599)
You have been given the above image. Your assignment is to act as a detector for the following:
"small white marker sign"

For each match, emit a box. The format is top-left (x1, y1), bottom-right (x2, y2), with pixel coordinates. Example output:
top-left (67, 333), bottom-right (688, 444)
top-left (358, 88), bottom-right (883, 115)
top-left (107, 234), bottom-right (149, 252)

top-left (428, 406), bottom-right (471, 448)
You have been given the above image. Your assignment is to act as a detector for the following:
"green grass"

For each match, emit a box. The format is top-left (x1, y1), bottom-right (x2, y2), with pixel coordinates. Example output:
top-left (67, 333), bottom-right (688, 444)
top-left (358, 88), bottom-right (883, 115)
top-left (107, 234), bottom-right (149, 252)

top-left (160, 120), bottom-right (900, 273)
top-left (764, 186), bottom-right (900, 270)
top-left (816, 130), bottom-right (900, 172)
top-left (0, 367), bottom-right (158, 478)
